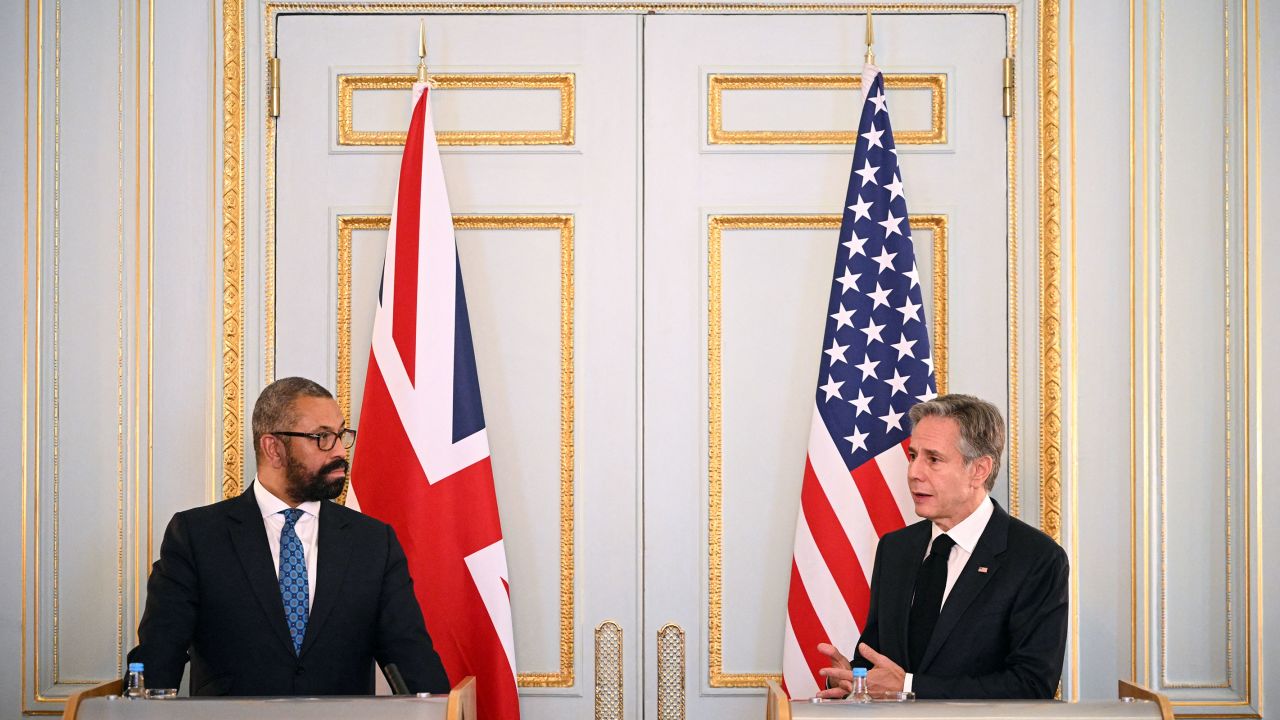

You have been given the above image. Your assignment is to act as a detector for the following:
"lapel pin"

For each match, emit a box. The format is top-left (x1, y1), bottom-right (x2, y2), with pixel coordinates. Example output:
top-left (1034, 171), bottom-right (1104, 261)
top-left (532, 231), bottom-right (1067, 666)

top-left (977, 566), bottom-right (989, 573)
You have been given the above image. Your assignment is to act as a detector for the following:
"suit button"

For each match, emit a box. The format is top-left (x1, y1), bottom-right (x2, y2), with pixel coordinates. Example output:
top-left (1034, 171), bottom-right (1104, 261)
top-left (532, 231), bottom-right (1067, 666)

top-left (296, 666), bottom-right (305, 676)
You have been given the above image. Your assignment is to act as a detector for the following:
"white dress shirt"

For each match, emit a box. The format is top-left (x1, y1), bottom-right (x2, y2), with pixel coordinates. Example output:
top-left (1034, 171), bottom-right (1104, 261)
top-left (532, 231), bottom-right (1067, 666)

top-left (253, 479), bottom-right (320, 611)
top-left (904, 494), bottom-right (994, 692)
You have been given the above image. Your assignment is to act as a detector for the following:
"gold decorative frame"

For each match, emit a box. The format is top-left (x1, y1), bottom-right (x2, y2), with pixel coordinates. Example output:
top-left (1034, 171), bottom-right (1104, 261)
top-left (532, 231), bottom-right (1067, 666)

top-left (224, 0), bottom-right (1051, 701)
top-left (222, 0), bottom-right (246, 499)
top-left (1037, 0), bottom-right (1062, 543)
top-left (708, 72), bottom-right (947, 145)
top-left (336, 72), bottom-right (576, 146)
top-left (656, 624), bottom-right (687, 720)
top-left (706, 212), bottom-right (949, 687)
top-left (594, 621), bottom-right (624, 720)
top-left (333, 213), bottom-right (577, 688)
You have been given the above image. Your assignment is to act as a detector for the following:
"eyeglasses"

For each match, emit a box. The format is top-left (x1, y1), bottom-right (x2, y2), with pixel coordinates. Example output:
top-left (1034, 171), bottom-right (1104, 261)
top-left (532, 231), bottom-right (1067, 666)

top-left (272, 428), bottom-right (357, 451)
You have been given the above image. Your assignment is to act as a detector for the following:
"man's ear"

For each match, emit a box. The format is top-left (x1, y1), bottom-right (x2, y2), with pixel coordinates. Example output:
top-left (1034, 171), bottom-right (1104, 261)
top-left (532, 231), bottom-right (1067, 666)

top-left (261, 435), bottom-right (287, 468)
top-left (970, 455), bottom-right (993, 489)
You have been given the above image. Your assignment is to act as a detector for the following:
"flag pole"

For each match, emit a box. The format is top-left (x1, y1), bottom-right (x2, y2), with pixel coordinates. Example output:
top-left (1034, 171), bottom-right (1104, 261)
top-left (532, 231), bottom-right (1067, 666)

top-left (417, 19), bottom-right (430, 84)
top-left (864, 11), bottom-right (875, 66)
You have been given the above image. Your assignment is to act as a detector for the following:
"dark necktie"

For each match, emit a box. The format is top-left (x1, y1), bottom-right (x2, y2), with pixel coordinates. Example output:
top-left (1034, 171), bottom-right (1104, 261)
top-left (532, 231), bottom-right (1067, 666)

top-left (278, 508), bottom-right (309, 654)
top-left (907, 533), bottom-right (956, 671)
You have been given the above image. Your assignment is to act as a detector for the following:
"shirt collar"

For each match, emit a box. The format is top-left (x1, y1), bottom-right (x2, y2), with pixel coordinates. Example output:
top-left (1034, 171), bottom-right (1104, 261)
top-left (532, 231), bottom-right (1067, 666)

top-left (252, 476), bottom-right (321, 519)
top-left (931, 494), bottom-right (994, 555)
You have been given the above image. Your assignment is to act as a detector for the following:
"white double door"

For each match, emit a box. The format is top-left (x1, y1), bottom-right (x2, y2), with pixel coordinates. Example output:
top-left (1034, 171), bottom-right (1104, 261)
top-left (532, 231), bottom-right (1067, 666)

top-left (273, 11), bottom-right (1006, 719)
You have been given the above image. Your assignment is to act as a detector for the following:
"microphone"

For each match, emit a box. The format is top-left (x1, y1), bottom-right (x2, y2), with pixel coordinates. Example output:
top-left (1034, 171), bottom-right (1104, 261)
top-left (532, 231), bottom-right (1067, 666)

top-left (381, 663), bottom-right (410, 695)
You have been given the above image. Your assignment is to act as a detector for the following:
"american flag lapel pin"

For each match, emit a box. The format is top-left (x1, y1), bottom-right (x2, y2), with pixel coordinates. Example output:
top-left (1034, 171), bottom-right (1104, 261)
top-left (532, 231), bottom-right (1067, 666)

top-left (977, 566), bottom-right (989, 573)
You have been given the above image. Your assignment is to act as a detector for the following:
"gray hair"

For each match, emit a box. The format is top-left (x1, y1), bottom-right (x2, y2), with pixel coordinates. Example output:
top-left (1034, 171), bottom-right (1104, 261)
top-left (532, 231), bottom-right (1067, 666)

top-left (908, 394), bottom-right (1005, 491)
top-left (251, 377), bottom-right (334, 462)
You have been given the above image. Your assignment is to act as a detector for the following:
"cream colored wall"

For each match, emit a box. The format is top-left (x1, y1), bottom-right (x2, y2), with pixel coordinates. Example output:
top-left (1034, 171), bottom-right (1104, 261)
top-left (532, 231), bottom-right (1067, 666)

top-left (0, 1), bottom-right (1275, 718)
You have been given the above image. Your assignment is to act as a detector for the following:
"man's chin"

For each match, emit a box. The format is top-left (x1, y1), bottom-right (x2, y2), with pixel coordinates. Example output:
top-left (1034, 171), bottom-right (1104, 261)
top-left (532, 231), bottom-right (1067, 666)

top-left (302, 476), bottom-right (346, 502)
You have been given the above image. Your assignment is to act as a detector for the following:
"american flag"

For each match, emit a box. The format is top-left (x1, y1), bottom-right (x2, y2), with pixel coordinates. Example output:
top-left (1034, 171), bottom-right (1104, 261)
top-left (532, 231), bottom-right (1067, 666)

top-left (348, 83), bottom-right (520, 718)
top-left (781, 66), bottom-right (937, 698)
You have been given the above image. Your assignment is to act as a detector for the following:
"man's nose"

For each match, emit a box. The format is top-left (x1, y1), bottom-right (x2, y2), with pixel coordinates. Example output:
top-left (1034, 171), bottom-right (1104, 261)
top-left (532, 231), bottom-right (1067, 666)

top-left (906, 454), bottom-right (922, 479)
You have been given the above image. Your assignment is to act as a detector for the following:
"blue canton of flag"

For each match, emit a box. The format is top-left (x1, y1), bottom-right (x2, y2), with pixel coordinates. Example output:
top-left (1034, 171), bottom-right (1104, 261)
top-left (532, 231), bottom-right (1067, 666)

top-left (815, 71), bottom-right (937, 470)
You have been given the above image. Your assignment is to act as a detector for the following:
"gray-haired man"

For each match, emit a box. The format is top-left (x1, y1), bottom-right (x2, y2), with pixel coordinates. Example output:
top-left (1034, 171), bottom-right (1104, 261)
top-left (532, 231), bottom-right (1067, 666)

top-left (818, 394), bottom-right (1069, 699)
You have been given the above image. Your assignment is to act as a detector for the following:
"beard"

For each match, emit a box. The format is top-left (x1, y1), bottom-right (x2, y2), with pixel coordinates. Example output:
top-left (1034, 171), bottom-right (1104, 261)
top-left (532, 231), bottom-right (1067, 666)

top-left (284, 452), bottom-right (348, 503)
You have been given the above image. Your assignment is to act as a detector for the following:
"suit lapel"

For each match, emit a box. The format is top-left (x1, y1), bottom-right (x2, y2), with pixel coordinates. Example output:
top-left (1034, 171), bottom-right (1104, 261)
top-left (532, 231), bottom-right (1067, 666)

top-left (888, 521), bottom-right (932, 660)
top-left (917, 501), bottom-right (1010, 670)
top-left (225, 487), bottom-right (296, 655)
top-left (299, 501), bottom-right (352, 657)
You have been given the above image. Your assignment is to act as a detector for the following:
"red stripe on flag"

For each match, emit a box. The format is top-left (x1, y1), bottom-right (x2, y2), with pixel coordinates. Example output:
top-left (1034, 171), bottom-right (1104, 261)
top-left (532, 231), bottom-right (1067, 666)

top-left (352, 358), bottom-right (517, 718)
top-left (849, 451), bottom-right (907, 538)
top-left (799, 459), bottom-right (871, 626)
top-left (785, 560), bottom-right (831, 692)
top-left (391, 90), bottom-right (427, 385)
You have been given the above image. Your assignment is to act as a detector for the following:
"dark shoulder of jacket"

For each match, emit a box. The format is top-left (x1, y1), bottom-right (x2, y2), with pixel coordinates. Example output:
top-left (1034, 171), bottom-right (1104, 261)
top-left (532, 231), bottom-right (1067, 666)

top-left (322, 499), bottom-right (392, 531)
top-left (1004, 513), bottom-right (1068, 563)
top-left (878, 517), bottom-right (932, 549)
top-left (168, 492), bottom-right (249, 529)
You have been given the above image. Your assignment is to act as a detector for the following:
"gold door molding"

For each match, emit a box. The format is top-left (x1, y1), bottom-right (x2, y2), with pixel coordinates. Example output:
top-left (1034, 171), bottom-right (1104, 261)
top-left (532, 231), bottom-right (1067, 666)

top-left (706, 212), bottom-right (952, 687)
top-left (337, 72), bottom-right (576, 146)
top-left (221, 6), bottom-right (1058, 695)
top-left (333, 213), bottom-right (577, 688)
top-left (707, 72), bottom-right (947, 145)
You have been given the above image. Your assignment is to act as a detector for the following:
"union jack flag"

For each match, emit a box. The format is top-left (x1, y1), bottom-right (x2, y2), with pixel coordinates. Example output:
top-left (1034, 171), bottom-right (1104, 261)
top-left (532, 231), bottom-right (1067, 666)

top-left (781, 66), bottom-right (937, 698)
top-left (349, 83), bottom-right (520, 718)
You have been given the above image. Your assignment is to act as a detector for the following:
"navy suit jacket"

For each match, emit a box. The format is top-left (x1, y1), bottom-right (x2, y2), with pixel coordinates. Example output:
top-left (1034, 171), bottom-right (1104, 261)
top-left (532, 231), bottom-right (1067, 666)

top-left (127, 486), bottom-right (450, 695)
top-left (853, 500), bottom-right (1069, 698)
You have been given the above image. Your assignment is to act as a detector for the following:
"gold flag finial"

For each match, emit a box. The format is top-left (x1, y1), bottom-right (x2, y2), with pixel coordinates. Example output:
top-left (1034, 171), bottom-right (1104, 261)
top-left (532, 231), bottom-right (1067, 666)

top-left (864, 11), bottom-right (875, 65)
top-left (416, 19), bottom-right (429, 83)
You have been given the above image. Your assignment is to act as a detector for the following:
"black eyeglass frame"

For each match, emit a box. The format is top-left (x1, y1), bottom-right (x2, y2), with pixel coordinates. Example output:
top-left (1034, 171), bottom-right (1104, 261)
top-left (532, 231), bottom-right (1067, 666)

top-left (271, 428), bottom-right (357, 451)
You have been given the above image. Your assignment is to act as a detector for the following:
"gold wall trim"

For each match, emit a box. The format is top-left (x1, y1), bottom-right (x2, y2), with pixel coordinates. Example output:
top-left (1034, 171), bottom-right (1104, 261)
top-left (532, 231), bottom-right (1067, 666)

top-left (336, 73), bottom-right (576, 146)
top-left (221, 0), bottom-right (246, 499)
top-left (656, 624), bottom-right (686, 720)
top-left (594, 621), bottom-right (624, 720)
top-left (268, 3), bottom-right (1018, 16)
top-left (706, 213), bottom-right (949, 687)
top-left (707, 72), bottom-right (947, 145)
top-left (333, 213), bottom-right (577, 688)
top-left (1037, 0), bottom-right (1062, 542)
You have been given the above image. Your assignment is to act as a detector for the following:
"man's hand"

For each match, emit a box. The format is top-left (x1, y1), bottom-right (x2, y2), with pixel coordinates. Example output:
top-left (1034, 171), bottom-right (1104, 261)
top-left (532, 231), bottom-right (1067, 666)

top-left (858, 643), bottom-right (906, 693)
top-left (814, 643), bottom-right (853, 699)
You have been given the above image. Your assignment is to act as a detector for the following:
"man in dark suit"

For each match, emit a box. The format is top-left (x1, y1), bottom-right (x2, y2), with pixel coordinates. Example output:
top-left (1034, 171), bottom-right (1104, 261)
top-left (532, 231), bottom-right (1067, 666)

top-left (817, 394), bottom-right (1068, 699)
top-left (127, 377), bottom-right (450, 696)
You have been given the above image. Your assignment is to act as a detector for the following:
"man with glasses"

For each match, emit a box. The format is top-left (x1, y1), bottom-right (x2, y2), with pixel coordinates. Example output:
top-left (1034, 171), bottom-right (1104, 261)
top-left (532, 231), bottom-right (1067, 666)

top-left (127, 377), bottom-right (450, 696)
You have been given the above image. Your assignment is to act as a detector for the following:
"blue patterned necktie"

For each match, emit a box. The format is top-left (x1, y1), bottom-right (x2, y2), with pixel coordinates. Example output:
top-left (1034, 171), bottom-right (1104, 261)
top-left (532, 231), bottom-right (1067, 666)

top-left (278, 508), bottom-right (309, 654)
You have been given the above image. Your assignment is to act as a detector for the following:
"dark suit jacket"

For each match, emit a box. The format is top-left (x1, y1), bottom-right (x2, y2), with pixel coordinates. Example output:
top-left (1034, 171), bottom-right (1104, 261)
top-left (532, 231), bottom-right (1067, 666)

top-left (127, 486), bottom-right (450, 696)
top-left (852, 500), bottom-right (1068, 699)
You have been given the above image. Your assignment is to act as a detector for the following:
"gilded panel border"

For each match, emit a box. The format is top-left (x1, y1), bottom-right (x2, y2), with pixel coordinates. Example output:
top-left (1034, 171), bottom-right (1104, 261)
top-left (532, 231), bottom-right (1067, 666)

top-left (707, 72), bottom-right (947, 146)
top-left (222, 0), bottom-right (246, 499)
top-left (337, 73), bottom-right (576, 146)
top-left (229, 2), bottom-right (1055, 696)
top-left (706, 213), bottom-right (949, 687)
top-left (334, 213), bottom-right (577, 688)
top-left (1037, 0), bottom-right (1062, 541)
